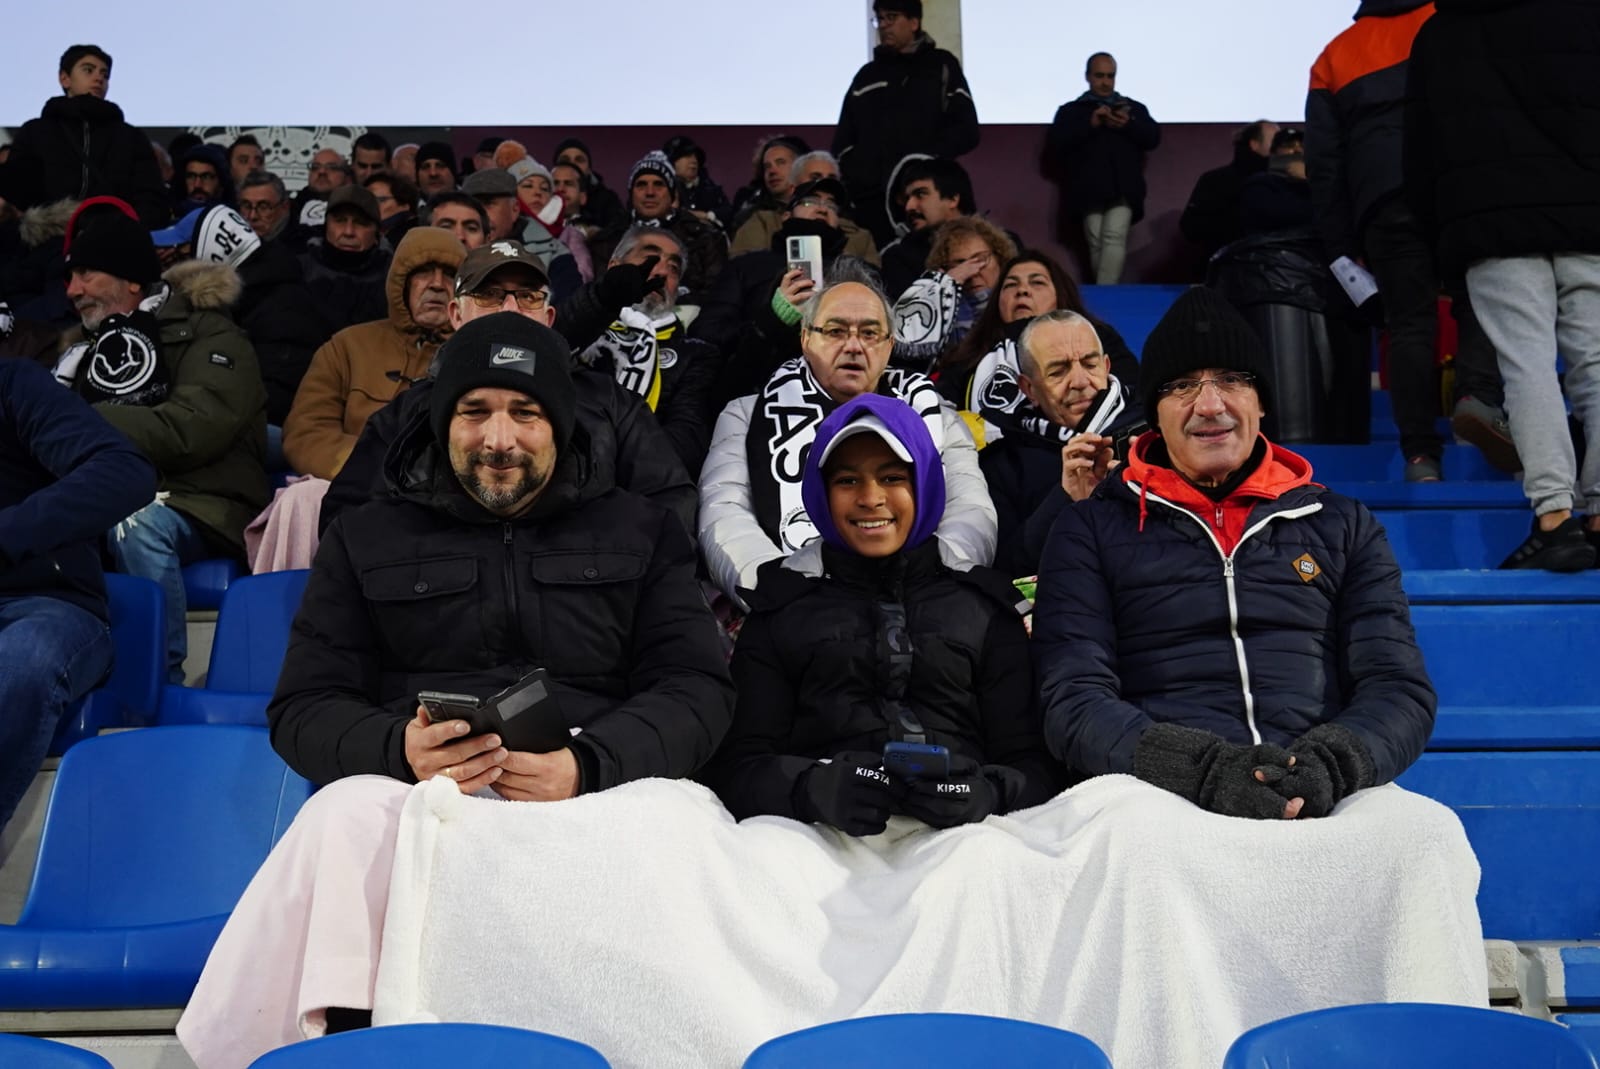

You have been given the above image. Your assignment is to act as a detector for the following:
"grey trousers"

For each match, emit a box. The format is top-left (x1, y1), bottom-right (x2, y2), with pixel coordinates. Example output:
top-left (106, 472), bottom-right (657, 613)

top-left (1083, 203), bottom-right (1134, 284)
top-left (1465, 254), bottom-right (1600, 516)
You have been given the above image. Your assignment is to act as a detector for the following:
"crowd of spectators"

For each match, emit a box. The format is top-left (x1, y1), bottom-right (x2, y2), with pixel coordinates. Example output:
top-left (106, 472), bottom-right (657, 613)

top-left (0, 0), bottom-right (1596, 1063)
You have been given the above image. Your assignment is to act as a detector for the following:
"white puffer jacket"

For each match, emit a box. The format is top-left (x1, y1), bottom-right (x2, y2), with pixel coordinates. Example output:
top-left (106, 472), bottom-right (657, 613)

top-left (698, 392), bottom-right (997, 607)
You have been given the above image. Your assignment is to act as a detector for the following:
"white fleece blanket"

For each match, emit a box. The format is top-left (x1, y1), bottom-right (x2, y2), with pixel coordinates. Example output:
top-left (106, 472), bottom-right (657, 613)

top-left (374, 775), bottom-right (1486, 1069)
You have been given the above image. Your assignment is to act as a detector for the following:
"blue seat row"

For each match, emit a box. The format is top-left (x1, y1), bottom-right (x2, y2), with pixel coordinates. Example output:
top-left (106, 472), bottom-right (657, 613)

top-left (14, 1005), bottom-right (1579, 1068)
top-left (1299, 443), bottom-right (1512, 483)
top-left (0, 726), bottom-right (311, 1011)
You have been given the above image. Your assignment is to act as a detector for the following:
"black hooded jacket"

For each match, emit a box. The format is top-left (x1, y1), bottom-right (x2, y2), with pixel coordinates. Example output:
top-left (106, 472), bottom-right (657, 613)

top-left (1405, 0), bottom-right (1600, 274)
top-left (832, 34), bottom-right (981, 211)
top-left (0, 95), bottom-right (169, 227)
top-left (1180, 140), bottom-right (1271, 256)
top-left (269, 413), bottom-right (734, 790)
top-left (702, 540), bottom-right (1064, 821)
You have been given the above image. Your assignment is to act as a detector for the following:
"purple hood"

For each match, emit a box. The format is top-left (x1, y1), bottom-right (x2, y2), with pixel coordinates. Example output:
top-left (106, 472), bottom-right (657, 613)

top-left (801, 393), bottom-right (946, 553)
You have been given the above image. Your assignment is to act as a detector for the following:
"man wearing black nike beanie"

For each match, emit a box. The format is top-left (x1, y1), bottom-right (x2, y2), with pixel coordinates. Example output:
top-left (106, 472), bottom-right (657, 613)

top-left (429, 311), bottom-right (577, 455)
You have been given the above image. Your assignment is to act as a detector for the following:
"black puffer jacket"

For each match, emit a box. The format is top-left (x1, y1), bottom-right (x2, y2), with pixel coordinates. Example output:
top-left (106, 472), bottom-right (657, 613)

top-left (234, 238), bottom-right (333, 425)
top-left (318, 369), bottom-right (698, 539)
top-left (298, 236), bottom-right (392, 335)
top-left (1305, 0), bottom-right (1435, 260)
top-left (832, 33), bottom-right (980, 237)
top-left (1033, 441), bottom-right (1435, 787)
top-left (1046, 94), bottom-right (1161, 221)
top-left (0, 95), bottom-right (169, 227)
top-left (704, 540), bottom-right (1063, 821)
top-left (270, 415), bottom-right (734, 790)
top-left (1405, 0), bottom-right (1600, 275)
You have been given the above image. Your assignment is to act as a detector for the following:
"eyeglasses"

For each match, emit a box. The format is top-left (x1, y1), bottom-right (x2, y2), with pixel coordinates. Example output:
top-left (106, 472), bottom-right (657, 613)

top-left (467, 286), bottom-right (548, 311)
top-left (793, 197), bottom-right (838, 214)
top-left (184, 170), bottom-right (218, 183)
top-left (238, 199), bottom-right (282, 216)
top-left (808, 323), bottom-right (888, 346)
top-left (1157, 372), bottom-right (1257, 401)
top-left (309, 162), bottom-right (347, 174)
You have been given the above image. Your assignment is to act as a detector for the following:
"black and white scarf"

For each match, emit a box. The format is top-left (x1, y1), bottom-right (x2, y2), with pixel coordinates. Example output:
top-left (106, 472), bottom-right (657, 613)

top-left (578, 306), bottom-right (679, 411)
top-left (53, 283), bottom-right (172, 407)
top-left (747, 356), bottom-right (945, 552)
top-left (969, 337), bottom-right (1129, 446)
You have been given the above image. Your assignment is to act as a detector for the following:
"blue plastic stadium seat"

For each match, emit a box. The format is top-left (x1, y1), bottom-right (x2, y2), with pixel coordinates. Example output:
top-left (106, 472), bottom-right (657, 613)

top-left (1079, 284), bottom-right (1188, 357)
top-left (0, 1035), bottom-right (113, 1067)
top-left (742, 1014), bottom-right (1111, 1068)
top-left (1557, 1012), bottom-right (1600, 1061)
top-left (1222, 1002), bottom-right (1595, 1068)
top-left (182, 558), bottom-right (241, 612)
top-left (49, 573), bottom-right (166, 755)
top-left (247, 1023), bottom-right (612, 1067)
top-left (159, 570), bottom-right (310, 726)
top-left (0, 726), bottom-right (313, 1010)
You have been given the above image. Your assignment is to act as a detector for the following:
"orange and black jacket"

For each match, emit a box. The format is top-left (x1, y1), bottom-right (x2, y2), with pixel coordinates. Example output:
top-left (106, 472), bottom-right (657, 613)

top-left (1305, 0), bottom-right (1435, 259)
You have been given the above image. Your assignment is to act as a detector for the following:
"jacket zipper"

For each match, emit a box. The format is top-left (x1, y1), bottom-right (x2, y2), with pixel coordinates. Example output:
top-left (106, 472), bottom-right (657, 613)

top-left (1129, 482), bottom-right (1323, 745)
top-left (80, 122), bottom-right (92, 197)
top-left (502, 522), bottom-right (523, 662)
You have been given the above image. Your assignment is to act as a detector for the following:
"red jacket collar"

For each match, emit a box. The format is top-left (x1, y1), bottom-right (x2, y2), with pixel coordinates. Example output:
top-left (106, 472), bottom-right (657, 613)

top-left (1120, 432), bottom-right (1317, 551)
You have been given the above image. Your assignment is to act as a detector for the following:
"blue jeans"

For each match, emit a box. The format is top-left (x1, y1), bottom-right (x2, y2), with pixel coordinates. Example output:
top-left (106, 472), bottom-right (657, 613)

top-left (0, 595), bottom-right (113, 832)
top-left (107, 500), bottom-right (211, 684)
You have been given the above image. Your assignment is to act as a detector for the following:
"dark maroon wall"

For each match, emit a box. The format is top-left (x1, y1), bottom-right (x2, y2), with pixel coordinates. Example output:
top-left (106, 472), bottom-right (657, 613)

top-left (456, 122), bottom-right (1283, 285)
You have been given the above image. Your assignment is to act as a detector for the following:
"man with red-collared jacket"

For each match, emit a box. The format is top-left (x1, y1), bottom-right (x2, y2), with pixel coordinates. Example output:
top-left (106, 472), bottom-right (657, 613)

top-left (1033, 288), bottom-right (1434, 821)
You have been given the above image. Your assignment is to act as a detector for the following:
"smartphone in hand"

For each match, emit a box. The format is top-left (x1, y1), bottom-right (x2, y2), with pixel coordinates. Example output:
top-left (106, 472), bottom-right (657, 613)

top-left (786, 235), bottom-right (824, 284)
top-left (882, 741), bottom-right (951, 782)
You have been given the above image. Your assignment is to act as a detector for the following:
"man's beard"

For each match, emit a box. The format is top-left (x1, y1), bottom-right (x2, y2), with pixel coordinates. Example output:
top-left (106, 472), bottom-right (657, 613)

top-left (632, 291), bottom-right (677, 318)
top-left (455, 449), bottom-right (549, 514)
top-left (77, 301), bottom-right (110, 333)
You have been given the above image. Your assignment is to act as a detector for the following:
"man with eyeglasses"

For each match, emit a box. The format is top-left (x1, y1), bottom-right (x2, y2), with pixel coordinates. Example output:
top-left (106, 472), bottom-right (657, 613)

top-left (289, 148), bottom-right (355, 238)
top-left (318, 239), bottom-right (700, 542)
top-left (238, 170), bottom-right (293, 242)
top-left (978, 309), bottom-right (1146, 579)
top-left (832, 0), bottom-right (979, 246)
top-left (697, 177), bottom-right (871, 403)
top-left (1035, 286), bottom-right (1435, 824)
top-left (699, 265), bottom-right (996, 606)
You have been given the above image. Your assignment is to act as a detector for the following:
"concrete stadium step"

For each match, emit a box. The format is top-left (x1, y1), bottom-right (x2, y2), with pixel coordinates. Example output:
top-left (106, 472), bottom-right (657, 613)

top-left (1300, 444), bottom-right (1513, 483)
top-left (1398, 753), bottom-right (1600, 940)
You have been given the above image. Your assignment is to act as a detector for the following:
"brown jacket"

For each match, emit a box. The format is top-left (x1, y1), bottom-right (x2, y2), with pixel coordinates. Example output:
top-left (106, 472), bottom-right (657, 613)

top-left (728, 210), bottom-right (881, 265)
top-left (282, 227), bottom-right (465, 479)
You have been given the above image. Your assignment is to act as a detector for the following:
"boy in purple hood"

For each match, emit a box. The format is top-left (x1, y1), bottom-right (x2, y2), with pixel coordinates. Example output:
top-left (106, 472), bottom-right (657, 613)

top-left (703, 394), bottom-right (1064, 835)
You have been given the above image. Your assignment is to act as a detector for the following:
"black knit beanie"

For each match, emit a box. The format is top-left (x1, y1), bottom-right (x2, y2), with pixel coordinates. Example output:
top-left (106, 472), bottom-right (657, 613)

top-left (416, 141), bottom-right (458, 178)
top-left (1139, 286), bottom-right (1273, 426)
top-left (64, 211), bottom-right (161, 286)
top-left (430, 312), bottom-right (577, 454)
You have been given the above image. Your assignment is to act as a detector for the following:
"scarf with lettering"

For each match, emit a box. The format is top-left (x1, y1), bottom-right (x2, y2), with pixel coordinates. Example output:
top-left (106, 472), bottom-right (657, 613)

top-left (746, 356), bottom-right (945, 552)
top-left (578, 306), bottom-right (679, 411)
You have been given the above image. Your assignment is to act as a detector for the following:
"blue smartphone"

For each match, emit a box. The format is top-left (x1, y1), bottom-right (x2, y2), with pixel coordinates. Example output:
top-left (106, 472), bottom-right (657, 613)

top-left (882, 741), bottom-right (950, 782)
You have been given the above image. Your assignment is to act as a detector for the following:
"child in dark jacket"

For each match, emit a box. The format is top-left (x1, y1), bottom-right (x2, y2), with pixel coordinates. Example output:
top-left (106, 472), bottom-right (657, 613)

top-left (704, 392), bottom-right (1064, 835)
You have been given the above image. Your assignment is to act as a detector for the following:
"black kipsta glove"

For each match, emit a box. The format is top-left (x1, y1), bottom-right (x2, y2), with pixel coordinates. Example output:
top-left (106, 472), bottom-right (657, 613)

top-left (1132, 723), bottom-right (1296, 820)
top-left (794, 752), bottom-right (905, 836)
top-left (1262, 723), bottom-right (1377, 819)
top-left (597, 254), bottom-right (665, 311)
top-left (900, 755), bottom-right (1005, 829)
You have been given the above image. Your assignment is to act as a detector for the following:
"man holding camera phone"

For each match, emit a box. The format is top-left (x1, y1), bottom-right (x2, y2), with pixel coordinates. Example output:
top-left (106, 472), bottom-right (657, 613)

top-left (1046, 52), bottom-right (1161, 284)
